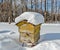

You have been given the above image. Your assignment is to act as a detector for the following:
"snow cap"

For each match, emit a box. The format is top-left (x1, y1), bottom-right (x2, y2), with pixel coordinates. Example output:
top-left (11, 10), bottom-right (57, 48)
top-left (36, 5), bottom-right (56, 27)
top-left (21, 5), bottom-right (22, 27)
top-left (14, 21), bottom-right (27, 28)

top-left (15, 12), bottom-right (44, 25)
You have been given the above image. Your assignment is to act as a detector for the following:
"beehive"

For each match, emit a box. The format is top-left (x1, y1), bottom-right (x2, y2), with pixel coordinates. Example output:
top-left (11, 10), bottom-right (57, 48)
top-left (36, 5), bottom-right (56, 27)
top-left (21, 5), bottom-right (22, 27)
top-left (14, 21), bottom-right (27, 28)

top-left (16, 20), bottom-right (41, 47)
top-left (15, 12), bottom-right (44, 47)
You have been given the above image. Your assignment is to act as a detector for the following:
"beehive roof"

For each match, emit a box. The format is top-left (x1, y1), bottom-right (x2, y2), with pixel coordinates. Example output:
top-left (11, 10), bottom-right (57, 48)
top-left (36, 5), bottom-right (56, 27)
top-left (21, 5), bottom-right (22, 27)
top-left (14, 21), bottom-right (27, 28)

top-left (15, 12), bottom-right (44, 25)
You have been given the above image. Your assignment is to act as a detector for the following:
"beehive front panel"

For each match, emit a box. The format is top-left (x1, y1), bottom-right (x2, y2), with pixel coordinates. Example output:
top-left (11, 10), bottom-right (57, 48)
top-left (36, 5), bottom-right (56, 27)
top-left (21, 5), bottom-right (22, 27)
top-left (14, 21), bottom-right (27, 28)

top-left (19, 22), bottom-right (35, 46)
top-left (20, 23), bottom-right (34, 33)
top-left (17, 20), bottom-right (41, 47)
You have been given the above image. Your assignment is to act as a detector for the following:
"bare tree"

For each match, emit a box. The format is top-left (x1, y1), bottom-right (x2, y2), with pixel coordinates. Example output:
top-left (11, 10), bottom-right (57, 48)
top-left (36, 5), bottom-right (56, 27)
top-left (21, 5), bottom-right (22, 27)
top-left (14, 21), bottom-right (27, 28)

top-left (40, 0), bottom-right (42, 10)
top-left (55, 0), bottom-right (58, 22)
top-left (12, 0), bottom-right (16, 21)
top-left (31, 0), bottom-right (32, 11)
top-left (57, 1), bottom-right (60, 21)
top-left (0, 2), bottom-right (12, 22)
top-left (47, 0), bottom-right (48, 12)
top-left (44, 0), bottom-right (47, 22)
top-left (21, 0), bottom-right (27, 12)
top-left (40, 0), bottom-right (43, 14)
top-left (44, 0), bottom-right (46, 12)
top-left (51, 0), bottom-right (54, 22)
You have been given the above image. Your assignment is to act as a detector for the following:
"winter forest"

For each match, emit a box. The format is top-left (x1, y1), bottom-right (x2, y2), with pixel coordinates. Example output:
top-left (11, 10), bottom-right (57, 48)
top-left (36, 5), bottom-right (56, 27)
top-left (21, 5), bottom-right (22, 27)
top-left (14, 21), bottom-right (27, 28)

top-left (0, 0), bottom-right (60, 23)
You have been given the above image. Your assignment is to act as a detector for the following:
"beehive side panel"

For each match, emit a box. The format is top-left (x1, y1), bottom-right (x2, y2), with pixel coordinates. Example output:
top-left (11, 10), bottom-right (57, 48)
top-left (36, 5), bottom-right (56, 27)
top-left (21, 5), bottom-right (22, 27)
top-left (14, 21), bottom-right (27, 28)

top-left (34, 24), bottom-right (41, 43)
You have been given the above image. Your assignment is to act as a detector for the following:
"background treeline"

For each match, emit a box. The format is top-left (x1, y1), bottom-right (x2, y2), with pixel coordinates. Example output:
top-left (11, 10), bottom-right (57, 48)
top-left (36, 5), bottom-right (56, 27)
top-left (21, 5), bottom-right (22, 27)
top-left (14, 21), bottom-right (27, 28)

top-left (0, 0), bottom-right (60, 23)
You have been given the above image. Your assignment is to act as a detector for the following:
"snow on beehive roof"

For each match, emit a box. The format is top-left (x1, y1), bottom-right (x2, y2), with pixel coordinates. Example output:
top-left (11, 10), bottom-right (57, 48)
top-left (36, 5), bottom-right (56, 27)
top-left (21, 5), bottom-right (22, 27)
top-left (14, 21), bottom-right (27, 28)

top-left (15, 12), bottom-right (44, 25)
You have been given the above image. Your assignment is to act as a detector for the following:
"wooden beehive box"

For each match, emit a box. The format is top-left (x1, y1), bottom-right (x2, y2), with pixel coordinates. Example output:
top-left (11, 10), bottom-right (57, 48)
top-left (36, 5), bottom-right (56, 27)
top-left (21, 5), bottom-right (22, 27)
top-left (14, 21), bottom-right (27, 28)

top-left (16, 20), bottom-right (41, 47)
top-left (15, 12), bottom-right (44, 47)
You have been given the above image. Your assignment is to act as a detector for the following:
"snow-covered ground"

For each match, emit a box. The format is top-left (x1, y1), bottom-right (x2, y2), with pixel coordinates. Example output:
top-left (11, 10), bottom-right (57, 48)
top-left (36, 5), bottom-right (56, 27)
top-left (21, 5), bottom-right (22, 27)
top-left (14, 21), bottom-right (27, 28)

top-left (0, 22), bottom-right (60, 50)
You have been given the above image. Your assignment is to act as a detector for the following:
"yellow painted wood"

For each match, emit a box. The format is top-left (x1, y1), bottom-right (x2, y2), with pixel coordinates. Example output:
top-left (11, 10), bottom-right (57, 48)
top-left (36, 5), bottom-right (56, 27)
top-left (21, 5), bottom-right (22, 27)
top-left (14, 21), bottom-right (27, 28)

top-left (16, 20), bottom-right (41, 46)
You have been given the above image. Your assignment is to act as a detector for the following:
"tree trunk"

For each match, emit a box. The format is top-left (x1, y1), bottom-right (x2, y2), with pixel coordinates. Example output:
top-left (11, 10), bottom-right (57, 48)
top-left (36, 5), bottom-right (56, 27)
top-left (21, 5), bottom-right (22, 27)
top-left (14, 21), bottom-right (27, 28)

top-left (55, 0), bottom-right (57, 22)
top-left (44, 0), bottom-right (47, 22)
top-left (40, 0), bottom-right (43, 14)
top-left (47, 0), bottom-right (48, 12)
top-left (31, 0), bottom-right (32, 11)
top-left (40, 0), bottom-right (42, 10)
top-left (51, 0), bottom-right (54, 22)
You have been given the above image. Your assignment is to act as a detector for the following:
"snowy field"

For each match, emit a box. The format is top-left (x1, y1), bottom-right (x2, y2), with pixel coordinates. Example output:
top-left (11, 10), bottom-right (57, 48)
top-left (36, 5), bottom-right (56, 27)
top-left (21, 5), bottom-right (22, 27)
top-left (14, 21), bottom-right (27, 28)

top-left (0, 22), bottom-right (60, 50)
